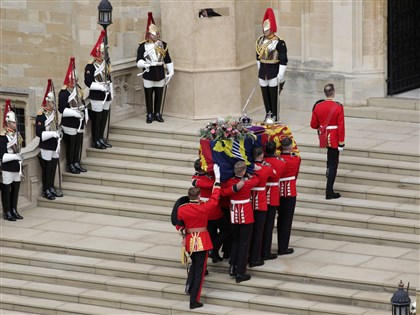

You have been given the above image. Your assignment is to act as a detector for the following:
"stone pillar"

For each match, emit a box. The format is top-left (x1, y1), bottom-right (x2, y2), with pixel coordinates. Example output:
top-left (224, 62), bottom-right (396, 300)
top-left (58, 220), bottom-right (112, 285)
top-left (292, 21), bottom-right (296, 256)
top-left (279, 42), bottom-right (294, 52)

top-left (160, 1), bottom-right (260, 119)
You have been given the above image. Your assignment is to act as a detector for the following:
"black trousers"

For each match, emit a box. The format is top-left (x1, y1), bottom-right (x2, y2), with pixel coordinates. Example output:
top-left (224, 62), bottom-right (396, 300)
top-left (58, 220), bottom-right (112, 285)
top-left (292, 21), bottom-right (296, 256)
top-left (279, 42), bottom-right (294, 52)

top-left (326, 148), bottom-right (340, 194)
top-left (144, 86), bottom-right (164, 115)
top-left (208, 216), bottom-right (230, 253)
top-left (249, 210), bottom-right (266, 263)
top-left (188, 250), bottom-right (208, 304)
top-left (277, 197), bottom-right (296, 252)
top-left (261, 205), bottom-right (277, 258)
top-left (229, 223), bottom-right (253, 275)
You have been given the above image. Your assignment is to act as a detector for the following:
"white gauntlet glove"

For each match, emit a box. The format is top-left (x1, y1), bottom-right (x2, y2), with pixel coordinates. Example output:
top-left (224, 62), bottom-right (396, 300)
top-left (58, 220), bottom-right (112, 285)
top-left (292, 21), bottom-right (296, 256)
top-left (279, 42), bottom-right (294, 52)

top-left (90, 82), bottom-right (108, 92)
top-left (2, 153), bottom-right (21, 163)
top-left (136, 59), bottom-right (150, 70)
top-left (277, 65), bottom-right (287, 84)
top-left (165, 62), bottom-right (174, 85)
top-left (41, 131), bottom-right (60, 141)
top-left (213, 164), bottom-right (221, 183)
top-left (63, 108), bottom-right (82, 119)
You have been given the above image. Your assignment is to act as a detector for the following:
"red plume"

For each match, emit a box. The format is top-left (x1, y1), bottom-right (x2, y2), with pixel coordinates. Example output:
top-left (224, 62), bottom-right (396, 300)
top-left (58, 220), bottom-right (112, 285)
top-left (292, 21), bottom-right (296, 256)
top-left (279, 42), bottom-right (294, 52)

top-left (145, 12), bottom-right (156, 39)
top-left (90, 30), bottom-right (106, 59)
top-left (3, 99), bottom-right (11, 128)
top-left (41, 79), bottom-right (52, 108)
top-left (63, 57), bottom-right (75, 86)
top-left (262, 8), bottom-right (277, 33)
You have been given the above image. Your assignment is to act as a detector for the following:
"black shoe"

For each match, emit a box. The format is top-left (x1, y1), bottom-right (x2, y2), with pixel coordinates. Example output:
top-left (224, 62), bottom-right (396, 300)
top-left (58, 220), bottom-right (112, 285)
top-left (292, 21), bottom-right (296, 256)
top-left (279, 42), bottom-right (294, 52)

top-left (146, 114), bottom-right (153, 124)
top-left (67, 164), bottom-right (80, 174)
top-left (209, 250), bottom-right (223, 263)
top-left (43, 189), bottom-right (55, 200)
top-left (99, 138), bottom-right (112, 148)
top-left (249, 260), bottom-right (264, 268)
top-left (3, 211), bottom-right (16, 221)
top-left (229, 265), bottom-right (237, 277)
top-left (49, 188), bottom-right (63, 198)
top-left (326, 192), bottom-right (341, 199)
top-left (185, 283), bottom-right (191, 295)
top-left (278, 248), bottom-right (294, 255)
top-left (92, 140), bottom-right (106, 149)
top-left (263, 253), bottom-right (278, 260)
top-left (204, 269), bottom-right (209, 276)
top-left (189, 302), bottom-right (203, 309)
top-left (11, 208), bottom-right (23, 220)
top-left (235, 273), bottom-right (251, 283)
top-left (154, 113), bottom-right (164, 123)
top-left (74, 162), bottom-right (87, 173)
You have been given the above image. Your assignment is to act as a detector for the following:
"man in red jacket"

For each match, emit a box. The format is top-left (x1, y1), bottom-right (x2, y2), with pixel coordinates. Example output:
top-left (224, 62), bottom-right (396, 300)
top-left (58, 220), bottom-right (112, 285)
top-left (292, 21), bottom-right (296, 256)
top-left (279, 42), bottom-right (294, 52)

top-left (176, 165), bottom-right (221, 310)
top-left (221, 161), bottom-right (259, 283)
top-left (310, 83), bottom-right (345, 199)
top-left (278, 137), bottom-right (301, 255)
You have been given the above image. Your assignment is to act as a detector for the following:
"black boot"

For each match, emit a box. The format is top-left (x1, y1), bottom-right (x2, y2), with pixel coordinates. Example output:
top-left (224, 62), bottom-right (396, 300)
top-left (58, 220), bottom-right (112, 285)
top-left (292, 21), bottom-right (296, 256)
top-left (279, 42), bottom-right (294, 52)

top-left (144, 87), bottom-right (154, 124)
top-left (99, 110), bottom-right (112, 148)
top-left (268, 86), bottom-right (278, 121)
top-left (154, 113), bottom-right (164, 123)
top-left (261, 86), bottom-right (271, 118)
top-left (229, 264), bottom-right (237, 277)
top-left (10, 181), bottom-right (23, 220)
top-left (153, 87), bottom-right (164, 122)
top-left (2, 184), bottom-right (15, 221)
top-left (67, 164), bottom-right (80, 174)
top-left (74, 133), bottom-right (87, 173)
top-left (146, 113), bottom-right (153, 124)
top-left (74, 162), bottom-right (87, 173)
top-left (92, 112), bottom-right (106, 149)
top-left (235, 273), bottom-right (251, 283)
top-left (43, 189), bottom-right (55, 200)
top-left (50, 158), bottom-right (63, 197)
top-left (92, 139), bottom-right (106, 149)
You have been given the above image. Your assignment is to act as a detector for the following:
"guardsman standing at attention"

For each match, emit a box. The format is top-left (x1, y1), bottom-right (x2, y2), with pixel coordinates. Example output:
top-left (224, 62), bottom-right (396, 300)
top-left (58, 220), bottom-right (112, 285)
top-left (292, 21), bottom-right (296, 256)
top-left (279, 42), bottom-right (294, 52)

top-left (58, 57), bottom-right (87, 174)
top-left (277, 137), bottom-right (301, 256)
top-left (256, 8), bottom-right (288, 121)
top-left (136, 12), bottom-right (174, 124)
top-left (36, 79), bottom-right (63, 200)
top-left (176, 164), bottom-right (221, 310)
top-left (0, 100), bottom-right (24, 221)
top-left (85, 30), bottom-right (113, 150)
top-left (310, 83), bottom-right (345, 199)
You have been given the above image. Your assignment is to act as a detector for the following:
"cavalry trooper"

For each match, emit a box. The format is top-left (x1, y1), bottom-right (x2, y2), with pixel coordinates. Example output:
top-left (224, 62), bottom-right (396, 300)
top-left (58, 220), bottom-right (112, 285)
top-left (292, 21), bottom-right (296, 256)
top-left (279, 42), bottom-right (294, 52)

top-left (36, 79), bottom-right (63, 200)
top-left (256, 8), bottom-right (288, 121)
top-left (0, 100), bottom-right (24, 221)
top-left (58, 57), bottom-right (87, 174)
top-left (84, 30), bottom-right (113, 150)
top-left (136, 11), bottom-right (174, 124)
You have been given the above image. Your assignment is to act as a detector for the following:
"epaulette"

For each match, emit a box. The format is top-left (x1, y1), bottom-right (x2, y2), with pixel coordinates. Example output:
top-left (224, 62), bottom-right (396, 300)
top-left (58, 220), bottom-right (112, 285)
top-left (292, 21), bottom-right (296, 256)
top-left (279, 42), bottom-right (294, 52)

top-left (139, 39), bottom-right (146, 45)
top-left (335, 101), bottom-right (343, 106)
top-left (0, 130), bottom-right (6, 136)
top-left (37, 108), bottom-right (44, 116)
top-left (312, 99), bottom-right (325, 111)
top-left (88, 58), bottom-right (95, 64)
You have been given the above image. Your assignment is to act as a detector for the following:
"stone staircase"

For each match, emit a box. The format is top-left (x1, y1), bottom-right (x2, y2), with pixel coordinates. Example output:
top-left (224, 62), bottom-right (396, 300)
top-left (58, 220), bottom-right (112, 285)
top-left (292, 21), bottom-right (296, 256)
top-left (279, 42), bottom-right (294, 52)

top-left (1, 112), bottom-right (419, 315)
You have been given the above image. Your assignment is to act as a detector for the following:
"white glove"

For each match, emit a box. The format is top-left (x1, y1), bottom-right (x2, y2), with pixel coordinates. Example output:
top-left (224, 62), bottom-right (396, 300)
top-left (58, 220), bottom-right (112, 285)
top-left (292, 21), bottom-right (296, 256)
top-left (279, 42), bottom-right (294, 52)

top-left (213, 164), bottom-right (220, 183)
top-left (165, 62), bottom-right (174, 85)
top-left (63, 108), bottom-right (82, 119)
top-left (257, 61), bottom-right (261, 70)
top-left (338, 146), bottom-right (345, 152)
top-left (90, 82), bottom-right (107, 92)
top-left (41, 131), bottom-right (60, 141)
top-left (136, 59), bottom-right (150, 69)
top-left (2, 153), bottom-right (21, 163)
top-left (277, 65), bottom-right (287, 84)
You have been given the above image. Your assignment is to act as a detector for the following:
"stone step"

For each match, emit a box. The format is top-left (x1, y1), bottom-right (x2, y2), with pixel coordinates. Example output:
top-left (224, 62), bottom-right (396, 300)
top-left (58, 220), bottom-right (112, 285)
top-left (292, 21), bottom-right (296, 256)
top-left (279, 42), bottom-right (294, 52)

top-left (298, 178), bottom-right (420, 205)
top-left (0, 248), bottom-right (394, 312)
top-left (295, 207), bottom-right (419, 235)
top-left (346, 106), bottom-right (420, 123)
top-left (86, 145), bottom-right (420, 177)
top-left (81, 157), bottom-right (420, 191)
top-left (367, 97), bottom-right (420, 111)
top-left (2, 208), bottom-right (418, 289)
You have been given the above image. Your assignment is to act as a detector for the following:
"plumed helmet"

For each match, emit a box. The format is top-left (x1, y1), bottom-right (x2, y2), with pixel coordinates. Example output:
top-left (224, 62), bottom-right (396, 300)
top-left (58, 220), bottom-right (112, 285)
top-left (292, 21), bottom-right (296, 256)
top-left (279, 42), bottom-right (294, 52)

top-left (63, 57), bottom-right (76, 87)
top-left (3, 99), bottom-right (13, 128)
top-left (262, 8), bottom-right (277, 33)
top-left (90, 30), bottom-right (106, 59)
top-left (46, 92), bottom-right (54, 102)
top-left (145, 12), bottom-right (159, 39)
top-left (6, 111), bottom-right (16, 123)
top-left (41, 79), bottom-right (54, 108)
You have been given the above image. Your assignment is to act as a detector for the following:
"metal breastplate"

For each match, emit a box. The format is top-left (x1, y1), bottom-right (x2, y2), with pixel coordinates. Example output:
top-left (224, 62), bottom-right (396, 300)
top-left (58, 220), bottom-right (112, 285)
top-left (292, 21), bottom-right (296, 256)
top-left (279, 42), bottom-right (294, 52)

top-left (94, 61), bottom-right (105, 82)
top-left (256, 36), bottom-right (279, 63)
top-left (144, 41), bottom-right (166, 63)
top-left (44, 111), bottom-right (57, 132)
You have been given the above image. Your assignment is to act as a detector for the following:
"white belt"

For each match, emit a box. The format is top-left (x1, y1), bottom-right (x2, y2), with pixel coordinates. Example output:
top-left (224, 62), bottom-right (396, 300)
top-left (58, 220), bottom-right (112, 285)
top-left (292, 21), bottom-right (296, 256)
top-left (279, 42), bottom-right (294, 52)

top-left (251, 187), bottom-right (266, 191)
top-left (231, 199), bottom-right (250, 205)
top-left (326, 126), bottom-right (338, 130)
top-left (200, 197), bottom-right (209, 202)
top-left (280, 176), bottom-right (296, 182)
top-left (266, 182), bottom-right (278, 186)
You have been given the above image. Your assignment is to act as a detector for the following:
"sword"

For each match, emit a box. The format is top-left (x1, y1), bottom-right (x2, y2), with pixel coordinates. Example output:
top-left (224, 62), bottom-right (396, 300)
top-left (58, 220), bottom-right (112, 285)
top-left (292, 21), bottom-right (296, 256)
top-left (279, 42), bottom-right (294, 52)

top-left (161, 77), bottom-right (168, 116)
top-left (242, 79), bottom-right (259, 114)
top-left (277, 81), bottom-right (285, 122)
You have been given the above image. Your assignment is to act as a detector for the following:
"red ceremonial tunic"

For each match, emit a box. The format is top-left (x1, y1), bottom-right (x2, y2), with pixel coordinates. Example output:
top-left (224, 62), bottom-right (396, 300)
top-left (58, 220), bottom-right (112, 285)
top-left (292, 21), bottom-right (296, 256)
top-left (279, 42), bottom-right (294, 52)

top-left (264, 156), bottom-right (286, 206)
top-left (251, 162), bottom-right (276, 211)
top-left (279, 153), bottom-right (301, 197)
top-left (310, 99), bottom-right (345, 149)
top-left (221, 175), bottom-right (259, 224)
top-left (176, 186), bottom-right (221, 252)
top-left (192, 173), bottom-right (223, 220)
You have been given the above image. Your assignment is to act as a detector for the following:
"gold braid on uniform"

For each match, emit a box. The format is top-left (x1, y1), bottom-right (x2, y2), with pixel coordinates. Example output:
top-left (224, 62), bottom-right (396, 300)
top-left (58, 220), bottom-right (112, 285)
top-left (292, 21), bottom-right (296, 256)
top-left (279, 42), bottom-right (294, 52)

top-left (256, 34), bottom-right (280, 60)
top-left (155, 44), bottom-right (168, 59)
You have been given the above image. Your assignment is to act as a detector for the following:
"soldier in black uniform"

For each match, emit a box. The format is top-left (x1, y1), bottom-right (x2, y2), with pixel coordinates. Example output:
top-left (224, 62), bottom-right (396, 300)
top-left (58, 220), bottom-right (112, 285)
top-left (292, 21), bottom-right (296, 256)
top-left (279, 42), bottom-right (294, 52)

top-left (36, 80), bottom-right (63, 200)
top-left (0, 100), bottom-right (24, 221)
top-left (256, 8), bottom-right (288, 121)
top-left (85, 30), bottom-right (113, 150)
top-left (58, 57), bottom-right (87, 174)
top-left (136, 12), bottom-right (174, 124)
